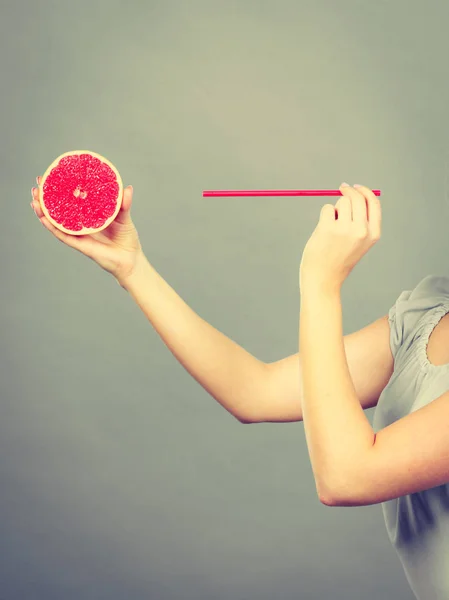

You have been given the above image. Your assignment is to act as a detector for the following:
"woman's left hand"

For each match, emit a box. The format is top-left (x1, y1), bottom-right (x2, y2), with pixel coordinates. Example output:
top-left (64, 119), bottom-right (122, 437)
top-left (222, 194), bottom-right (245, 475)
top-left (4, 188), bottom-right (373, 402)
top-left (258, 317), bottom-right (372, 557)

top-left (299, 183), bottom-right (382, 291)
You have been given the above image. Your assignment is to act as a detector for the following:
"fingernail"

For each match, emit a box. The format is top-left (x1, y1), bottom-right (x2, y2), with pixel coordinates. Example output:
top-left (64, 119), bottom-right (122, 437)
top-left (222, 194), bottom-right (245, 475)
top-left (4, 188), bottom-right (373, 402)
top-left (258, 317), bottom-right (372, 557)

top-left (354, 184), bottom-right (361, 188)
top-left (341, 182), bottom-right (350, 187)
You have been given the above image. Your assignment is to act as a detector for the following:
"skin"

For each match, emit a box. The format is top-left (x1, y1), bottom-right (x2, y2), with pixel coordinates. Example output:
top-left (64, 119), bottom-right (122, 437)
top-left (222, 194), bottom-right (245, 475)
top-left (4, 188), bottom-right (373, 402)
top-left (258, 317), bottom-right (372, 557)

top-left (31, 180), bottom-right (449, 508)
top-left (31, 177), bottom-right (144, 285)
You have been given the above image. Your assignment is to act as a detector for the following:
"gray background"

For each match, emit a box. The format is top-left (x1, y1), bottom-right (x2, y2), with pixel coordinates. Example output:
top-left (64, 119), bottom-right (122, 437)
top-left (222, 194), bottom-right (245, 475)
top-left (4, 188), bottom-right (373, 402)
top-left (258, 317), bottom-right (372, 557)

top-left (2, 0), bottom-right (448, 598)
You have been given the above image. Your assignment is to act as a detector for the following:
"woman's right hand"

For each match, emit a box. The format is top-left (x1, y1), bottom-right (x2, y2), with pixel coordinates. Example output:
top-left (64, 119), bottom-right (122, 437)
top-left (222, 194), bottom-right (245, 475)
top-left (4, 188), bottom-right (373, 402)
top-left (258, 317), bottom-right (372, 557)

top-left (31, 176), bottom-right (145, 285)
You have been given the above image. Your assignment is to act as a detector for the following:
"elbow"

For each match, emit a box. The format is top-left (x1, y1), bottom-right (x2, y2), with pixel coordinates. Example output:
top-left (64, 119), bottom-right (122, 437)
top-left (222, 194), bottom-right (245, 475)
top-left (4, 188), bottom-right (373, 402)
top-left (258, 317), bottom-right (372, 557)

top-left (319, 491), bottom-right (340, 506)
top-left (316, 476), bottom-right (345, 507)
top-left (318, 477), bottom-right (362, 507)
top-left (233, 405), bottom-right (259, 424)
top-left (236, 414), bottom-right (255, 424)
top-left (235, 408), bottom-right (260, 424)
top-left (317, 484), bottom-right (339, 506)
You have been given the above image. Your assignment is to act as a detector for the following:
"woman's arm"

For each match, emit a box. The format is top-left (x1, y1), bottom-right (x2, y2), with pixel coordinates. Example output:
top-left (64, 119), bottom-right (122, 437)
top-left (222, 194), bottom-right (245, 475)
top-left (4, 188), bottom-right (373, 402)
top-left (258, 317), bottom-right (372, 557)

top-left (258, 313), bottom-right (393, 423)
top-left (299, 282), bottom-right (380, 504)
top-left (119, 254), bottom-right (394, 428)
top-left (119, 253), bottom-right (269, 423)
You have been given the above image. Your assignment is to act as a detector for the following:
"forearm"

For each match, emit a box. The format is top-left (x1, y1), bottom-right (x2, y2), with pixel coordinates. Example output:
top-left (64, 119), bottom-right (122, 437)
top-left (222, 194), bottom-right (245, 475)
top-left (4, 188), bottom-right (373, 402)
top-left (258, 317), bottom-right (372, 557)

top-left (118, 253), bottom-right (267, 422)
top-left (299, 282), bottom-right (375, 501)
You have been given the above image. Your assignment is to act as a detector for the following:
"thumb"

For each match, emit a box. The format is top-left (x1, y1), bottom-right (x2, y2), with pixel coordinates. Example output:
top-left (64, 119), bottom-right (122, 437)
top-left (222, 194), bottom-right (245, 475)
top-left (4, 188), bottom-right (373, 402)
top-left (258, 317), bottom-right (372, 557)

top-left (320, 203), bottom-right (337, 222)
top-left (114, 185), bottom-right (134, 225)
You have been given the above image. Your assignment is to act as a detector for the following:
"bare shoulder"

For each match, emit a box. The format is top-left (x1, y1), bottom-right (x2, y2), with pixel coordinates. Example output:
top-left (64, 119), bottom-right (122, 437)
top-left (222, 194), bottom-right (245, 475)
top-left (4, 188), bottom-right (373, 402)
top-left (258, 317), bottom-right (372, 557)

top-left (250, 315), bottom-right (394, 423)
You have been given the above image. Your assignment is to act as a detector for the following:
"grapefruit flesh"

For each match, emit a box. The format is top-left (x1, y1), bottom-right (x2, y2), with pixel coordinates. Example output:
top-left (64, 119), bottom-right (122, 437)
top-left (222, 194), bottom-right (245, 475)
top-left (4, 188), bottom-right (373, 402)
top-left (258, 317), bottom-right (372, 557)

top-left (38, 150), bottom-right (123, 235)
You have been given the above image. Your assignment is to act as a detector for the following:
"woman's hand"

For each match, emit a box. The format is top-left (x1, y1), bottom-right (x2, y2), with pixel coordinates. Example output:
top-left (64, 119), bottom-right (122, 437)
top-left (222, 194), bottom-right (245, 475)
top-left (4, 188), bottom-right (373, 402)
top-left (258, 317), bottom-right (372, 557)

top-left (299, 183), bottom-right (382, 291)
top-left (31, 176), bottom-right (144, 284)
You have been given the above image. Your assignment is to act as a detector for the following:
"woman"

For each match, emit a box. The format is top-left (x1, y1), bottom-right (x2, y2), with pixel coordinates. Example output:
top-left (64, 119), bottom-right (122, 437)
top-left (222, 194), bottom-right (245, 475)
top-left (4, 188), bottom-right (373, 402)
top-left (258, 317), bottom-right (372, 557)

top-left (30, 179), bottom-right (449, 600)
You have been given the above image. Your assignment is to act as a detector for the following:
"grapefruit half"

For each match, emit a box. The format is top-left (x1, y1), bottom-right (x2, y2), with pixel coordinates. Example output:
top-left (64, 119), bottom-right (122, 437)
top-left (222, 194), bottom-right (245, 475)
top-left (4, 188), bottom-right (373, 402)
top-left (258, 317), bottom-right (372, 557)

top-left (38, 150), bottom-right (124, 235)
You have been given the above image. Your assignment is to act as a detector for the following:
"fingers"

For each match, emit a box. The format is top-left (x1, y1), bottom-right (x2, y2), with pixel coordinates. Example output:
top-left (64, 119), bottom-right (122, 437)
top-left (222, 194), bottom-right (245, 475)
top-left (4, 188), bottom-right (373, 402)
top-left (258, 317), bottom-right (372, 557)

top-left (353, 184), bottom-right (379, 203)
top-left (30, 182), bottom-right (44, 218)
top-left (334, 193), bottom-right (352, 222)
top-left (121, 185), bottom-right (133, 211)
top-left (114, 185), bottom-right (133, 225)
top-left (337, 184), bottom-right (381, 234)
top-left (353, 184), bottom-right (382, 237)
top-left (38, 209), bottom-right (95, 253)
top-left (339, 183), bottom-right (367, 225)
top-left (30, 175), bottom-right (93, 253)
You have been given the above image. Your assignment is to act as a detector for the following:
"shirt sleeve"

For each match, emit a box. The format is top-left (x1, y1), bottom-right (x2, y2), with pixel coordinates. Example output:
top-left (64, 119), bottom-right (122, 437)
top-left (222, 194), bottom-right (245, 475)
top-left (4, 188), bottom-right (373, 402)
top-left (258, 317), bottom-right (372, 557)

top-left (388, 274), bottom-right (449, 360)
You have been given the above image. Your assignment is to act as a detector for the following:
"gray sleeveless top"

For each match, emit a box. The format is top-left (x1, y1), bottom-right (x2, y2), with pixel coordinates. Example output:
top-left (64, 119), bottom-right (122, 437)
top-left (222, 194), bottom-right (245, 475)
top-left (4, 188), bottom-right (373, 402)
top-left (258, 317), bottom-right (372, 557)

top-left (373, 274), bottom-right (449, 599)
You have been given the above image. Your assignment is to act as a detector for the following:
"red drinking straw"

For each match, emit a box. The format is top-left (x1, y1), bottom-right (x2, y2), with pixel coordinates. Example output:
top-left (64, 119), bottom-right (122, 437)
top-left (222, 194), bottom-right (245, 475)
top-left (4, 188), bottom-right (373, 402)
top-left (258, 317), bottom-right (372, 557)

top-left (203, 189), bottom-right (381, 197)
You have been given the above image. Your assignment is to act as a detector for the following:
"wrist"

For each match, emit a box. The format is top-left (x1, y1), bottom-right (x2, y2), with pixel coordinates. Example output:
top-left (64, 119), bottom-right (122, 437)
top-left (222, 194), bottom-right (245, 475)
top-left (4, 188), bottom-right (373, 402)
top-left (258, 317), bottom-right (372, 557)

top-left (117, 251), bottom-right (151, 290)
top-left (300, 271), bottom-right (342, 297)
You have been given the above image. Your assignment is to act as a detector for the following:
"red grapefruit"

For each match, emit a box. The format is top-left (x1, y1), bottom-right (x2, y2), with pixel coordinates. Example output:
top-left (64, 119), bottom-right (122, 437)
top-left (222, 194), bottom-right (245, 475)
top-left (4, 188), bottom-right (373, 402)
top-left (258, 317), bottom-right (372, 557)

top-left (38, 150), bottom-right (123, 235)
